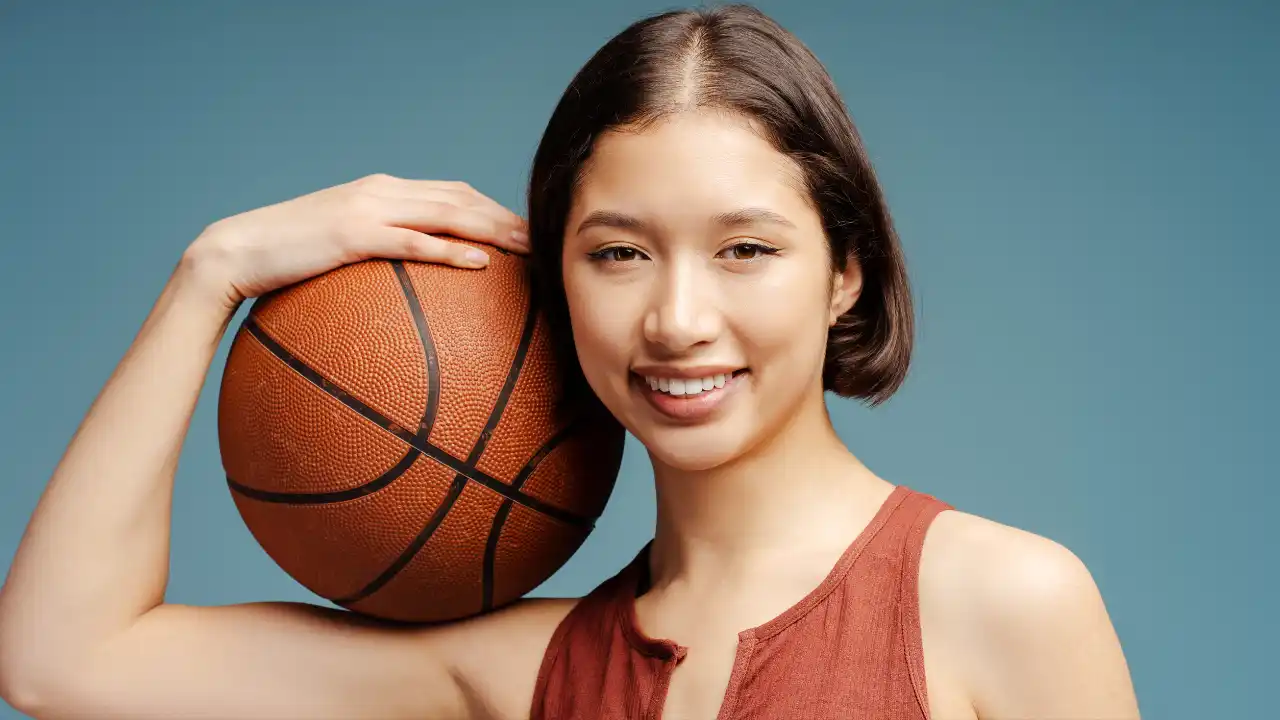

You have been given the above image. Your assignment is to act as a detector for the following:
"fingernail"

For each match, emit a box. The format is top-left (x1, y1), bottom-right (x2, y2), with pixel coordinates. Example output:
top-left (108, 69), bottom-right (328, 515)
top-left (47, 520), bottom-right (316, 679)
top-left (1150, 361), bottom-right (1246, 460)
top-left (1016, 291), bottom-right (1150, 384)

top-left (511, 229), bottom-right (529, 246)
top-left (466, 248), bottom-right (489, 266)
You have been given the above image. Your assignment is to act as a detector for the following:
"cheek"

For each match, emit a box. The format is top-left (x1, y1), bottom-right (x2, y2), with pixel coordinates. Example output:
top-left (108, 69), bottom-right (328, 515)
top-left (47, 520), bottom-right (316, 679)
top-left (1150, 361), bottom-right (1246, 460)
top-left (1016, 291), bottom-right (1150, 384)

top-left (562, 271), bottom-right (636, 384)
top-left (729, 264), bottom-right (832, 366)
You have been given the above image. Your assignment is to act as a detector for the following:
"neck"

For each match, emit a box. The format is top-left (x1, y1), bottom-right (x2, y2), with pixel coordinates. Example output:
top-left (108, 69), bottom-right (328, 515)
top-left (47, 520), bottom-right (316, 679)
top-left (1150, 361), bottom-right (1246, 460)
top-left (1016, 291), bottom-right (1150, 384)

top-left (645, 388), bottom-right (892, 588)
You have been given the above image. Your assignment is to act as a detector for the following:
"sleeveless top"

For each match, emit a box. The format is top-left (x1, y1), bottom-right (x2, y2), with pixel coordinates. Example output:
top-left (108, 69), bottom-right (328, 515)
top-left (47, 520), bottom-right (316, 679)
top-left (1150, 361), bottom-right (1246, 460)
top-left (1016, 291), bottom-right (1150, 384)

top-left (530, 485), bottom-right (954, 720)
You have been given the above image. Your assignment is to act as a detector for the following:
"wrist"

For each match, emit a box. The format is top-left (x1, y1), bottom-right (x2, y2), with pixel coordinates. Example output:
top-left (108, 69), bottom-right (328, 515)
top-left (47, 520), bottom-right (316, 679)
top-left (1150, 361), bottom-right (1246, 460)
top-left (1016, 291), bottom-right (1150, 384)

top-left (174, 223), bottom-right (245, 316)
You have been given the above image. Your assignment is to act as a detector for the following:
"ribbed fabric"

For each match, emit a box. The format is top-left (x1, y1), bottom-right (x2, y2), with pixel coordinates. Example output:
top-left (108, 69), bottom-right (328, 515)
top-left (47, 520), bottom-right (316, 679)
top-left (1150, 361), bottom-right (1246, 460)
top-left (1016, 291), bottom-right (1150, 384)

top-left (530, 485), bottom-right (953, 720)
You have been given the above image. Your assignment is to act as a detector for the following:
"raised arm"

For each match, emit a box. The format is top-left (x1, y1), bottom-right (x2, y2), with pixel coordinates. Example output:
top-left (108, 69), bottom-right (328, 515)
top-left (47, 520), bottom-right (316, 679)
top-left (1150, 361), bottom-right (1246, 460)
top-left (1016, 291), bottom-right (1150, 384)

top-left (0, 176), bottom-right (540, 719)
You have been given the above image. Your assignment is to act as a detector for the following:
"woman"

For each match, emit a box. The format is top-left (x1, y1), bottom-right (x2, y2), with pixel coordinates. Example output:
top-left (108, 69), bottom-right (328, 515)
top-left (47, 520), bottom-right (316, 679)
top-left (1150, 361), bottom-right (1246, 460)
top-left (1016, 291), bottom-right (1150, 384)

top-left (0, 5), bottom-right (1139, 719)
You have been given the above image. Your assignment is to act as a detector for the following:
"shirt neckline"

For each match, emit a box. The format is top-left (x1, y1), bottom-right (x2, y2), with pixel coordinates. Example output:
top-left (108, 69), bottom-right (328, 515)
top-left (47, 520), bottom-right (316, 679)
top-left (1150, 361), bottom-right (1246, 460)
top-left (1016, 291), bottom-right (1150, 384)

top-left (615, 484), bottom-right (913, 658)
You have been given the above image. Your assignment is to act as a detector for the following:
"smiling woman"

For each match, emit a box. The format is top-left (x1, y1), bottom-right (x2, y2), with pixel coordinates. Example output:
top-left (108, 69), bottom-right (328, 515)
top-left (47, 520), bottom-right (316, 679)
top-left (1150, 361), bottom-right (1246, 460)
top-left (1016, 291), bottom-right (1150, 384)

top-left (0, 3), bottom-right (1141, 720)
top-left (556, 110), bottom-right (870, 471)
top-left (521, 5), bottom-right (1142, 720)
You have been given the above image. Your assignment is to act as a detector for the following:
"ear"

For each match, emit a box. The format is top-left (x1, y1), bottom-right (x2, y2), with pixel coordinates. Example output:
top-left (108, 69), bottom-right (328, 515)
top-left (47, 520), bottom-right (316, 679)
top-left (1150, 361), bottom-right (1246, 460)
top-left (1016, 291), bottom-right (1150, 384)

top-left (829, 257), bottom-right (863, 326)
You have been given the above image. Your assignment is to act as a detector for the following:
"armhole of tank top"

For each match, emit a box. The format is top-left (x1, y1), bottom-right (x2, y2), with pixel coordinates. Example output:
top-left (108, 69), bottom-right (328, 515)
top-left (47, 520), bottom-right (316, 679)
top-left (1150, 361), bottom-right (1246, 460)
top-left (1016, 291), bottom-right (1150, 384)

top-left (529, 594), bottom-right (591, 720)
top-left (899, 496), bottom-right (951, 720)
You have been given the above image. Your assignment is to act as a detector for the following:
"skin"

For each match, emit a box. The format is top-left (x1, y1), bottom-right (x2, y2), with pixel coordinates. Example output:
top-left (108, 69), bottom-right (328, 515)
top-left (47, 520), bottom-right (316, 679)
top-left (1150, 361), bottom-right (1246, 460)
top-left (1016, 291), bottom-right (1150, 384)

top-left (0, 113), bottom-right (1141, 719)
top-left (558, 110), bottom-right (1141, 719)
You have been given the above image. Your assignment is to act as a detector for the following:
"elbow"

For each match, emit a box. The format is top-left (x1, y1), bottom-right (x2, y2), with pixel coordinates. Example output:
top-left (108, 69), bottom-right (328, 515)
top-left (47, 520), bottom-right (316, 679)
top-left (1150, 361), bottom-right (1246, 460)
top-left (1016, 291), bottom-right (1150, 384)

top-left (0, 668), bottom-right (93, 720)
top-left (0, 621), bottom-right (41, 715)
top-left (0, 669), bottom-right (48, 718)
top-left (0, 644), bottom-right (88, 719)
top-left (0, 604), bottom-right (100, 718)
top-left (0, 595), bottom-right (39, 714)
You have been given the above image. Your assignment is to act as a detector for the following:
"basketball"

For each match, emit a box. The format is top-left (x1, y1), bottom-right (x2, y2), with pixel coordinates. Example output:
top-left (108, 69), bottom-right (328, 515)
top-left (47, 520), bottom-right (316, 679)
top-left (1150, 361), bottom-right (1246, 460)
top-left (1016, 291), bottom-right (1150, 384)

top-left (215, 238), bottom-right (626, 623)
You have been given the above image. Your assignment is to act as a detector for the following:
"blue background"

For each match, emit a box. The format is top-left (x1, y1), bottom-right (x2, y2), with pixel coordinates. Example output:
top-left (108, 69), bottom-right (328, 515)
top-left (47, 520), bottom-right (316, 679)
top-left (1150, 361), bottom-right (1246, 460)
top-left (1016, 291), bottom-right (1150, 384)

top-left (1, 1), bottom-right (1275, 717)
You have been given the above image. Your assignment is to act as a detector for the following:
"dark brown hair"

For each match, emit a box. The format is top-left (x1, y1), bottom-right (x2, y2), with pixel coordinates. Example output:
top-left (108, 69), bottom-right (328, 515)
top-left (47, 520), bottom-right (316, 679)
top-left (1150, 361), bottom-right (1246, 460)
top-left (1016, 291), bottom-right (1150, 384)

top-left (526, 3), bottom-right (913, 406)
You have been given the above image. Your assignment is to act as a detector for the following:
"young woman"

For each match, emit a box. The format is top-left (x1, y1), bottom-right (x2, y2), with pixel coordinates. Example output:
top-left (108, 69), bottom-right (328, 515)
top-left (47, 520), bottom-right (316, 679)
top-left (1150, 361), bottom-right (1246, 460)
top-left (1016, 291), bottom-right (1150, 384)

top-left (0, 5), bottom-right (1139, 719)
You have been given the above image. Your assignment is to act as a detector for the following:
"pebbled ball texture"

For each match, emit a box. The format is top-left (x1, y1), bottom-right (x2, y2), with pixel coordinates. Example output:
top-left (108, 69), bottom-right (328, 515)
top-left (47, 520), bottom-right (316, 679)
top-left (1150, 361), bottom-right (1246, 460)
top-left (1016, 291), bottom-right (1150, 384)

top-left (217, 239), bottom-right (625, 623)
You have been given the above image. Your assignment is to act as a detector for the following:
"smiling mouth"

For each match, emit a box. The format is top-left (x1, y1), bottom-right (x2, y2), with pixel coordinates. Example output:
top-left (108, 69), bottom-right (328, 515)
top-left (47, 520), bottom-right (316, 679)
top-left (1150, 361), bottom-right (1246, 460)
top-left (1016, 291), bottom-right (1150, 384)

top-left (633, 369), bottom-right (749, 397)
top-left (629, 368), bottom-right (748, 422)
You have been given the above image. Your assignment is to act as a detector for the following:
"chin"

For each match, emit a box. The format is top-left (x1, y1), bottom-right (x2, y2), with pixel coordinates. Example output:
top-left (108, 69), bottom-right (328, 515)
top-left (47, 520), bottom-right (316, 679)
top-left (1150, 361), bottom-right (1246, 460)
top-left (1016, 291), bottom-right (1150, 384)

top-left (636, 423), bottom-right (755, 473)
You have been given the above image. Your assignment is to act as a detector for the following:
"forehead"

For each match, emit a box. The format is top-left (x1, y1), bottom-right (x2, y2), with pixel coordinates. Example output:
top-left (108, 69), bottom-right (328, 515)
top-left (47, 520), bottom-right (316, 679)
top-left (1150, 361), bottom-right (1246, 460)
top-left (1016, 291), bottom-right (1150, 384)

top-left (571, 111), bottom-right (812, 223)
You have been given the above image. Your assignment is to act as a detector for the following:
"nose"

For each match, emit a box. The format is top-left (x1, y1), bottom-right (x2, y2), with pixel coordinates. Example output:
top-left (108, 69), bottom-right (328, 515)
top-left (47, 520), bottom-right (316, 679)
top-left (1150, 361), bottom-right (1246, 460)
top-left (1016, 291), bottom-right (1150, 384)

top-left (642, 255), bottom-right (722, 353)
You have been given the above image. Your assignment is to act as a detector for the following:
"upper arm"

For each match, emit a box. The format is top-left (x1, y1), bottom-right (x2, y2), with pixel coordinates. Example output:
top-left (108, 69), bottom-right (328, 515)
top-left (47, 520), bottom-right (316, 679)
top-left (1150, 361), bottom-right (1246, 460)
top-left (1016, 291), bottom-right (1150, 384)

top-left (15, 598), bottom-right (572, 720)
top-left (921, 511), bottom-right (1142, 720)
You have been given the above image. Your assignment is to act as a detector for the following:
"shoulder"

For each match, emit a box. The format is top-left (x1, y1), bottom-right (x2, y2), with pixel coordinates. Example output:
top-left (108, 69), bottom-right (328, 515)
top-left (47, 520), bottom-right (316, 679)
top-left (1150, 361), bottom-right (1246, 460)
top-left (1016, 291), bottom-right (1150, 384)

top-left (920, 508), bottom-right (1099, 621)
top-left (440, 596), bottom-right (583, 720)
top-left (917, 508), bottom-right (1140, 718)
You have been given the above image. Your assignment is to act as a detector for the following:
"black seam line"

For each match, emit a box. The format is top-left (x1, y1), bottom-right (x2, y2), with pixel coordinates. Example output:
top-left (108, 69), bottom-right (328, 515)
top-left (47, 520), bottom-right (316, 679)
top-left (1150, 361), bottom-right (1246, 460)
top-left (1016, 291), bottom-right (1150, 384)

top-left (341, 296), bottom-right (546, 606)
top-left (481, 421), bottom-right (579, 611)
top-left (390, 261), bottom-right (441, 438)
top-left (481, 502), bottom-right (515, 613)
top-left (227, 261), bottom-right (436, 508)
top-left (238, 320), bottom-right (591, 528)
top-left (226, 448), bottom-right (419, 504)
top-left (475, 301), bottom-right (540, 611)
top-left (332, 474), bottom-right (470, 606)
top-left (466, 295), bottom-right (540, 464)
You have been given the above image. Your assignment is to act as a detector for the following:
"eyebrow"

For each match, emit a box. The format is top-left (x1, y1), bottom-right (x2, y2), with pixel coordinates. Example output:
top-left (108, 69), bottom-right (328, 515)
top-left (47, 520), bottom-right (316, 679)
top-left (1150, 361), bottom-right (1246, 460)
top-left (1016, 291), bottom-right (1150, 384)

top-left (574, 206), bottom-right (797, 235)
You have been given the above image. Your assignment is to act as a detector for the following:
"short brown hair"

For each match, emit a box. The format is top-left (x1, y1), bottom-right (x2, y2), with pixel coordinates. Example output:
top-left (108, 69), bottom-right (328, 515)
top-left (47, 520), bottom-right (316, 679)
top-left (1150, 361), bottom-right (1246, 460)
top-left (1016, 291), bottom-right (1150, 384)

top-left (527, 3), bottom-right (913, 406)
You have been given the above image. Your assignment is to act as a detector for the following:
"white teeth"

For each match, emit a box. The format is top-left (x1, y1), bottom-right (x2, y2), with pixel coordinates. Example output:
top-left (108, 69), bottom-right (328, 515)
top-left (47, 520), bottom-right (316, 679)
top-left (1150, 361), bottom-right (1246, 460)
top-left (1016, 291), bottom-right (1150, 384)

top-left (642, 372), bottom-right (737, 397)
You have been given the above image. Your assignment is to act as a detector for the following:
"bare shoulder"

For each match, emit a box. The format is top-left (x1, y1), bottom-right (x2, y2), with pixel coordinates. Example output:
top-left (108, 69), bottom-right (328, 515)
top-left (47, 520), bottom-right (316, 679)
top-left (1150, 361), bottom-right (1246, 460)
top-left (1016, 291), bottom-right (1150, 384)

top-left (918, 509), bottom-right (1141, 718)
top-left (438, 595), bottom-right (582, 720)
top-left (921, 509), bottom-right (1098, 617)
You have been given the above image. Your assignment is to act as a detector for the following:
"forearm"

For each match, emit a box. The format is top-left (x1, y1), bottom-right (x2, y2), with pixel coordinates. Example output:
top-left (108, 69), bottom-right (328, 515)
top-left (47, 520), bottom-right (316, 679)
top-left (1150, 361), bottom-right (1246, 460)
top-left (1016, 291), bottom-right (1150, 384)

top-left (0, 255), bottom-right (235, 688)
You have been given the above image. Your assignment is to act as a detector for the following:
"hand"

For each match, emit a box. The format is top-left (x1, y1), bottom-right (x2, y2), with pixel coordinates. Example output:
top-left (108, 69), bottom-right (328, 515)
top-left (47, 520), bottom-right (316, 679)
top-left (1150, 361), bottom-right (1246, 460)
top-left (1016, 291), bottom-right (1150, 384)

top-left (180, 174), bottom-right (530, 310)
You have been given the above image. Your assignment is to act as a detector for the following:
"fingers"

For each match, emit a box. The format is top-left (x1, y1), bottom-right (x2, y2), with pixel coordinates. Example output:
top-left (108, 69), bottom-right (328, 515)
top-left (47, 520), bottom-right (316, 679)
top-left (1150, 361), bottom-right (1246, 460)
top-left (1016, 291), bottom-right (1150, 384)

top-left (366, 196), bottom-right (529, 254)
top-left (416, 183), bottom-right (526, 234)
top-left (425, 191), bottom-right (529, 251)
top-left (352, 175), bottom-right (528, 250)
top-left (366, 228), bottom-right (493, 269)
top-left (460, 190), bottom-right (528, 235)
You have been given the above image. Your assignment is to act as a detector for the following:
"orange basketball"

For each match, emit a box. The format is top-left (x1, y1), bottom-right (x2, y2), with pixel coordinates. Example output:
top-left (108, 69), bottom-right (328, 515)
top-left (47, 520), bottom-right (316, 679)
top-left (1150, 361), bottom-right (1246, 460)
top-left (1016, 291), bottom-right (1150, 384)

top-left (215, 239), bottom-right (625, 623)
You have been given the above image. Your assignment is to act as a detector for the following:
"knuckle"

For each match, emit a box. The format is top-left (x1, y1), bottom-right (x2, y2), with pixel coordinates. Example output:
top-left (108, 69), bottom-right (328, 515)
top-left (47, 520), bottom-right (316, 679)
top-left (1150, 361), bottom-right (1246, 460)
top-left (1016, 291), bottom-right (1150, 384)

top-left (478, 211), bottom-right (503, 234)
top-left (397, 230), bottom-right (422, 256)
top-left (431, 200), bottom-right (462, 225)
top-left (357, 172), bottom-right (393, 187)
top-left (421, 198), bottom-right (449, 215)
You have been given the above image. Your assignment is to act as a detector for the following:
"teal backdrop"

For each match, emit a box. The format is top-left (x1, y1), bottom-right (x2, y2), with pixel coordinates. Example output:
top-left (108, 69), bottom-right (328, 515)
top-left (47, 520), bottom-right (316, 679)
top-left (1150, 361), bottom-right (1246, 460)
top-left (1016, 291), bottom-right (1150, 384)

top-left (1, 1), bottom-right (1276, 717)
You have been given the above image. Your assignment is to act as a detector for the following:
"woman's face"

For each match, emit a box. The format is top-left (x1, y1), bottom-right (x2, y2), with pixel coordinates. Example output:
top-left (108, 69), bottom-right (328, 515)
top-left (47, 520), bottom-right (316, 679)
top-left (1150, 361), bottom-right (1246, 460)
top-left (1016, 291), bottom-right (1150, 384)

top-left (561, 110), bottom-right (860, 472)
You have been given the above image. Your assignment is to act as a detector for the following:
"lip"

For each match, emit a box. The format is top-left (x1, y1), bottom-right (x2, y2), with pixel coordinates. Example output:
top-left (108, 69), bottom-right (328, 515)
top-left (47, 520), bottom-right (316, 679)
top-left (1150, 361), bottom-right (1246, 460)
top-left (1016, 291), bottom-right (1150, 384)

top-left (630, 369), bottom-right (748, 424)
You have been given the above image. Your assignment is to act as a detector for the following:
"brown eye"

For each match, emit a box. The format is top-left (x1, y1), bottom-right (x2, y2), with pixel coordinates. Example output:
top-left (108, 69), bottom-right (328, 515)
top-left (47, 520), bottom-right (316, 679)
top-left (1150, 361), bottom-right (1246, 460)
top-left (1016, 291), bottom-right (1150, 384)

top-left (719, 242), bottom-right (777, 261)
top-left (588, 245), bottom-right (645, 262)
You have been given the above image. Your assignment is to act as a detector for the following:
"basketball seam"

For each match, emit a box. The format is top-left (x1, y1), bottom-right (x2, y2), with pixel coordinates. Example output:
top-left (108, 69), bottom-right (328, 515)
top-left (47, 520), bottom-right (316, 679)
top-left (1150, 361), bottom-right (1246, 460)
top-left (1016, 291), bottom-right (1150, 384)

top-left (475, 295), bottom-right (542, 611)
top-left (342, 272), bottom-right (542, 609)
top-left (331, 474), bottom-right (471, 605)
top-left (231, 320), bottom-right (589, 526)
top-left (481, 420), bottom-right (582, 611)
top-left (227, 262), bottom-right (599, 618)
top-left (226, 448), bottom-right (420, 504)
top-left (391, 261), bottom-right (442, 438)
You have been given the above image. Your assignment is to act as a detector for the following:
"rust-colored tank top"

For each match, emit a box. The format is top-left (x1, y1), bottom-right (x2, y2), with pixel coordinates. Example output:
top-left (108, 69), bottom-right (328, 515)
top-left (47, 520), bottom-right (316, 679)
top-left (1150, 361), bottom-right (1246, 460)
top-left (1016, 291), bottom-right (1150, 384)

top-left (529, 485), bottom-right (953, 720)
